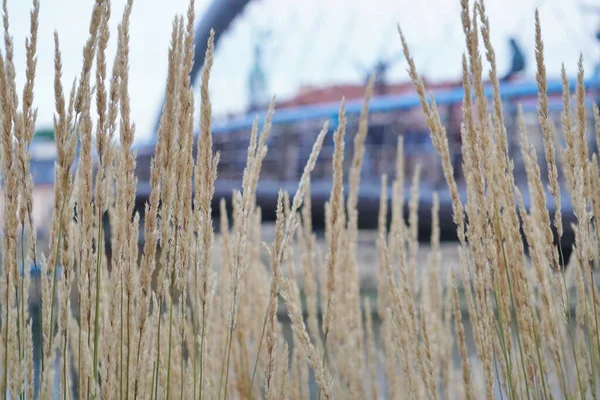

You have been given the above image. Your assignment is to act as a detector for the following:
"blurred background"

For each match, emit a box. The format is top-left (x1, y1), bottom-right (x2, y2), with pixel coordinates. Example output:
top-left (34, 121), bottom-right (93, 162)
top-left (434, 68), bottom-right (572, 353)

top-left (5, 0), bottom-right (600, 248)
top-left (5, 0), bottom-right (600, 139)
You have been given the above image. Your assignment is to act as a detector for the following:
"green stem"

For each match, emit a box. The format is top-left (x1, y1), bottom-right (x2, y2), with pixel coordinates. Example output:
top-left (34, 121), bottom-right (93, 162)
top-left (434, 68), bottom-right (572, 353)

top-left (493, 356), bottom-right (506, 400)
top-left (165, 230), bottom-right (179, 400)
top-left (3, 271), bottom-right (10, 400)
top-left (530, 302), bottom-right (550, 400)
top-left (78, 301), bottom-right (83, 399)
top-left (589, 264), bottom-right (600, 397)
top-left (582, 262), bottom-right (597, 400)
top-left (563, 255), bottom-right (585, 400)
top-left (493, 200), bottom-right (530, 399)
top-left (249, 306), bottom-right (269, 394)
top-left (559, 246), bottom-right (575, 396)
top-left (193, 250), bottom-right (198, 400)
top-left (180, 306), bottom-right (184, 400)
top-left (47, 201), bottom-right (67, 354)
top-left (42, 198), bottom-right (67, 392)
top-left (220, 282), bottom-right (239, 400)
top-left (199, 302), bottom-right (207, 400)
top-left (16, 225), bottom-right (25, 400)
top-left (317, 328), bottom-right (330, 400)
top-left (134, 324), bottom-right (143, 400)
top-left (491, 283), bottom-right (515, 400)
top-left (503, 243), bottom-right (532, 400)
top-left (63, 330), bottom-right (68, 400)
top-left (154, 298), bottom-right (163, 400)
top-left (93, 209), bottom-right (103, 396)
top-left (126, 294), bottom-right (131, 400)
top-left (18, 226), bottom-right (24, 365)
top-left (165, 298), bottom-right (174, 400)
top-left (150, 360), bottom-right (157, 400)
top-left (120, 268), bottom-right (124, 400)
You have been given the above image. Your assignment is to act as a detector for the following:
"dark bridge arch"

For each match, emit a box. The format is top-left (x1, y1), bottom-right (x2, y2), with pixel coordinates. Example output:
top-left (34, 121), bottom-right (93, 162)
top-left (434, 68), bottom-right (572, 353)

top-left (153, 0), bottom-right (252, 134)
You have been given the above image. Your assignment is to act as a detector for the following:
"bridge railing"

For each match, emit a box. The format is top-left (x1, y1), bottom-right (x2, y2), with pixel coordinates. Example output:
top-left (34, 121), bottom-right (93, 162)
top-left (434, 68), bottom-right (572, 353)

top-left (209, 76), bottom-right (600, 134)
top-left (209, 84), bottom-right (600, 188)
top-left (133, 76), bottom-right (600, 191)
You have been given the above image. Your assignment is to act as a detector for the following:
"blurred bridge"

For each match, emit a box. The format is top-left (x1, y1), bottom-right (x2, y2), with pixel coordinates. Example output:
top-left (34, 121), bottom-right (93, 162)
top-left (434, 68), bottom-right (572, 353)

top-left (135, 0), bottom-right (600, 266)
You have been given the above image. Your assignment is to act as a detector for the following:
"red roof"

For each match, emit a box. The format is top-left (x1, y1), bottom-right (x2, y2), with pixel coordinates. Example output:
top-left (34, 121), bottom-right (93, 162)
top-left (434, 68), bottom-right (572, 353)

top-left (274, 73), bottom-right (535, 110)
top-left (276, 79), bottom-right (463, 109)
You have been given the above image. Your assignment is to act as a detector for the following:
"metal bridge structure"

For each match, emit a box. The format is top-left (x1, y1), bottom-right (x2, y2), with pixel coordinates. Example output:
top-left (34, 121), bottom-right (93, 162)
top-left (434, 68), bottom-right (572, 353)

top-left (136, 0), bottom-right (600, 265)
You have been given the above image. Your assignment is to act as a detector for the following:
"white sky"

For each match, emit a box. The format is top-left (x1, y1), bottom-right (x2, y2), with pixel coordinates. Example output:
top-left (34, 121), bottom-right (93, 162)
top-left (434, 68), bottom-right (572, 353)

top-left (5, 0), bottom-right (600, 142)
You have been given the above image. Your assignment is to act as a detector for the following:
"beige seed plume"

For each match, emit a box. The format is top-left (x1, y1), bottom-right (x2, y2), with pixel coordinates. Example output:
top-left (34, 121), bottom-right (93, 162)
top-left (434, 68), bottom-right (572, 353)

top-left (534, 9), bottom-right (563, 240)
top-left (322, 99), bottom-right (346, 343)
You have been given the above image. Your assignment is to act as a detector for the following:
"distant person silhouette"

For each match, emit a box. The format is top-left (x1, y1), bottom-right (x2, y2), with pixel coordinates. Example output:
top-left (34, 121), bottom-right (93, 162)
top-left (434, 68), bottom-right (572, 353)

top-left (501, 37), bottom-right (525, 82)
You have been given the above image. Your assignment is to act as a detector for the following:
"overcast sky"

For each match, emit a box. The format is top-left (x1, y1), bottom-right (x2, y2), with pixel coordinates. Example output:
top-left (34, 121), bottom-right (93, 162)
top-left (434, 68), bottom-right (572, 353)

top-left (5, 0), bottom-right (600, 142)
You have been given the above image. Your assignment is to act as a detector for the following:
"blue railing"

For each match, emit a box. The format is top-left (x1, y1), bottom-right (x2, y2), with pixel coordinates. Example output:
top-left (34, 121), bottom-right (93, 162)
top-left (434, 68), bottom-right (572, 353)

top-left (206, 76), bottom-right (600, 134)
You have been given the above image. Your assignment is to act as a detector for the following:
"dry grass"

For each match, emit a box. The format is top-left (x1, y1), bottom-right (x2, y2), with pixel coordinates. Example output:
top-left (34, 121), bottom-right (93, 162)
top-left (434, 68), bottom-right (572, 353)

top-left (1, 0), bottom-right (600, 399)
